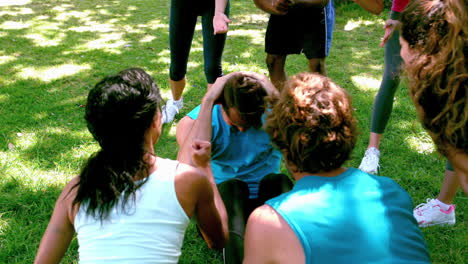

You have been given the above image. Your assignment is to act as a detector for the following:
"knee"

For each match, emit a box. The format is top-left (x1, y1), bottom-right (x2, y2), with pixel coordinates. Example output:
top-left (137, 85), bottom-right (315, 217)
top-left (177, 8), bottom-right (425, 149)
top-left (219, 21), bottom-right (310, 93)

top-left (259, 173), bottom-right (293, 192)
top-left (204, 61), bottom-right (222, 84)
top-left (308, 58), bottom-right (325, 73)
top-left (218, 179), bottom-right (249, 198)
top-left (170, 66), bottom-right (186, 82)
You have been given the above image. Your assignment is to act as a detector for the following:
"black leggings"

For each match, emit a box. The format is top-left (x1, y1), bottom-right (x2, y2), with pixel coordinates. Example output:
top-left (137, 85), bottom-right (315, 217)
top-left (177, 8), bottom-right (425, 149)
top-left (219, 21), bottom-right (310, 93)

top-left (169, 0), bottom-right (230, 84)
top-left (370, 27), bottom-right (402, 134)
top-left (217, 174), bottom-right (293, 264)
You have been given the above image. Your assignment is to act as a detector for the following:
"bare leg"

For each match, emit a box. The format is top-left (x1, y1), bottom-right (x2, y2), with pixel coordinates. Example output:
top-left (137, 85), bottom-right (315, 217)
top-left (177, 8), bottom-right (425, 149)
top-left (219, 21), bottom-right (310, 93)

top-left (266, 54), bottom-right (287, 91)
top-left (170, 78), bottom-right (186, 101)
top-left (367, 132), bottom-right (383, 149)
top-left (308, 58), bottom-right (326, 76)
top-left (437, 170), bottom-right (459, 204)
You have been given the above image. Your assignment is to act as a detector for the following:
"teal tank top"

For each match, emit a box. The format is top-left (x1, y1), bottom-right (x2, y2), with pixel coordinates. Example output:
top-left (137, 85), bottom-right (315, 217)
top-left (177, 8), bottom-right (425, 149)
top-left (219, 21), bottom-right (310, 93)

top-left (266, 168), bottom-right (430, 263)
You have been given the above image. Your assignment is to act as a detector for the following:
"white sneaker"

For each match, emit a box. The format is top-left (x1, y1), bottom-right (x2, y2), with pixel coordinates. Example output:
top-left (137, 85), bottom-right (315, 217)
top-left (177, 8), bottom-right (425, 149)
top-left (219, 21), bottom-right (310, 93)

top-left (413, 198), bottom-right (456, 227)
top-left (162, 98), bottom-right (183, 124)
top-left (359, 147), bottom-right (380, 174)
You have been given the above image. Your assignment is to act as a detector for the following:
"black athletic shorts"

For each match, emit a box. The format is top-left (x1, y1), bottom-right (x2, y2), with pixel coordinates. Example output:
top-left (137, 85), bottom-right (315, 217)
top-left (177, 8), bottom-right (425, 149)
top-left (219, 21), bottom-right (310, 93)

top-left (265, 6), bottom-right (326, 59)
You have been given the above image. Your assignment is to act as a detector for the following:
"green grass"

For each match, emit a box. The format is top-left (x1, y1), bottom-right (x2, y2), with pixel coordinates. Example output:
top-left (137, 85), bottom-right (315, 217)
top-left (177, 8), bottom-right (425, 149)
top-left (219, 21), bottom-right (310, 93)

top-left (0, 0), bottom-right (466, 263)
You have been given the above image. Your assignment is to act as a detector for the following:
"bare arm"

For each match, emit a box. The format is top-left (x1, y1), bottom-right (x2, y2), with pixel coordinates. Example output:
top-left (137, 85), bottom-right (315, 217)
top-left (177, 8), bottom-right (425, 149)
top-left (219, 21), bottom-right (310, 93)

top-left (243, 205), bottom-right (304, 264)
top-left (34, 179), bottom-right (78, 264)
top-left (213, 0), bottom-right (231, 34)
top-left (353, 0), bottom-right (384, 15)
top-left (192, 140), bottom-right (229, 249)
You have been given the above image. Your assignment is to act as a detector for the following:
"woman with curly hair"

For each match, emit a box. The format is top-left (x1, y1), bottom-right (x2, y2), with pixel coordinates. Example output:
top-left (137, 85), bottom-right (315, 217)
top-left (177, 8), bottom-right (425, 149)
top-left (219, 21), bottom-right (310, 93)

top-left (399, 0), bottom-right (467, 197)
top-left (34, 68), bottom-right (228, 263)
top-left (243, 72), bottom-right (430, 263)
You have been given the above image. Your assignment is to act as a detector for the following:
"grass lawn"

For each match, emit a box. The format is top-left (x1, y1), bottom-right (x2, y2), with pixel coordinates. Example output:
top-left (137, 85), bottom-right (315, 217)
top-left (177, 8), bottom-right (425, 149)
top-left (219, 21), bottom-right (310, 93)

top-left (0, 0), bottom-right (466, 263)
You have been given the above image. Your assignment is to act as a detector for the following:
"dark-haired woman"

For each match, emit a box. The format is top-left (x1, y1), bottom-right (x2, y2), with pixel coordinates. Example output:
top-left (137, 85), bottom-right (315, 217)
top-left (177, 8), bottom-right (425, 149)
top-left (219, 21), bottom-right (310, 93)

top-left (399, 0), bottom-right (467, 196)
top-left (34, 68), bottom-right (228, 263)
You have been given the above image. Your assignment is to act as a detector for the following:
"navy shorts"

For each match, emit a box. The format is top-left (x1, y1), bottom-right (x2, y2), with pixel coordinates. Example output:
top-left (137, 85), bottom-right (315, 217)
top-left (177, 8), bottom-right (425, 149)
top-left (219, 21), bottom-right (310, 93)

top-left (265, 6), bottom-right (327, 59)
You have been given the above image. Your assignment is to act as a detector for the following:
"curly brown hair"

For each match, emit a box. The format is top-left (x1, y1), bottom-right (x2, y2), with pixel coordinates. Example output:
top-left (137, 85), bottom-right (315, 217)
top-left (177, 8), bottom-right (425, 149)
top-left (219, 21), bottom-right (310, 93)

top-left (401, 0), bottom-right (468, 155)
top-left (265, 73), bottom-right (357, 173)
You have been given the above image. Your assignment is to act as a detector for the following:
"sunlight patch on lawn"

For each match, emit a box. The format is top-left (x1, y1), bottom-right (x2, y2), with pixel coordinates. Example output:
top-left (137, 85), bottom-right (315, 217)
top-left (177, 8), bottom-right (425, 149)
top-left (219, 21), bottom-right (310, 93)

top-left (9, 132), bottom-right (36, 150)
top-left (1, 20), bottom-right (30, 29)
top-left (78, 32), bottom-right (126, 52)
top-left (0, 7), bottom-right (33, 16)
top-left (229, 29), bottom-right (264, 45)
top-left (0, 55), bottom-right (16, 65)
top-left (25, 32), bottom-right (66, 47)
top-left (140, 35), bottom-right (156, 43)
top-left (233, 13), bottom-right (269, 25)
top-left (225, 64), bottom-right (265, 73)
top-left (351, 75), bottom-right (380, 91)
top-left (168, 123), bottom-right (177, 137)
top-left (0, 0), bottom-right (31, 6)
top-left (406, 135), bottom-right (436, 154)
top-left (0, 213), bottom-right (9, 237)
top-left (70, 24), bottom-right (115, 33)
top-left (344, 19), bottom-right (378, 31)
top-left (54, 9), bottom-right (91, 21)
top-left (0, 94), bottom-right (9, 103)
top-left (143, 19), bottom-right (168, 30)
top-left (17, 63), bottom-right (91, 82)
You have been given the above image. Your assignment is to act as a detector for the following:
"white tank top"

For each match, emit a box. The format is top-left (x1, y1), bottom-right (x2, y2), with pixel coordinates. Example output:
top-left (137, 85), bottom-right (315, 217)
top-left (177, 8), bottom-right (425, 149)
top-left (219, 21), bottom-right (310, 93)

top-left (74, 158), bottom-right (190, 264)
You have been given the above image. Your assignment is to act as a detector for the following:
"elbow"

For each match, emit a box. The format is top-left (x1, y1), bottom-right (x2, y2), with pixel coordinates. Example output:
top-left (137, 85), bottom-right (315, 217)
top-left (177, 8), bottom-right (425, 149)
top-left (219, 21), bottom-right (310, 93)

top-left (372, 2), bottom-right (384, 15)
top-left (373, 6), bottom-right (384, 15)
top-left (209, 229), bottom-right (229, 250)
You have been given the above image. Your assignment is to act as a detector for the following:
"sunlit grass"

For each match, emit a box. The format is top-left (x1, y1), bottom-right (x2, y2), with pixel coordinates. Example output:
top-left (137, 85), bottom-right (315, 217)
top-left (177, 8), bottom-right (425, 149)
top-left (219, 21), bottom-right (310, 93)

top-left (17, 63), bottom-right (91, 82)
top-left (351, 75), bottom-right (381, 91)
top-left (0, 0), bottom-right (31, 7)
top-left (0, 1), bottom-right (465, 264)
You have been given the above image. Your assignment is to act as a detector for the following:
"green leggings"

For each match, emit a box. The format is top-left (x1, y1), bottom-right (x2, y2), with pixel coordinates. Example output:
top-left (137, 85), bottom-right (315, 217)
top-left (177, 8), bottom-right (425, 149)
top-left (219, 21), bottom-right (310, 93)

top-left (370, 26), bottom-right (402, 134)
top-left (169, 0), bottom-right (230, 83)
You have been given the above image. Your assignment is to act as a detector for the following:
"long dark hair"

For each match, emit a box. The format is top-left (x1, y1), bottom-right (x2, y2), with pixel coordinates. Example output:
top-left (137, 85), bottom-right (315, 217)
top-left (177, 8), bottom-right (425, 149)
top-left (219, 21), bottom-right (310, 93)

top-left (73, 68), bottom-right (163, 221)
top-left (401, 0), bottom-right (467, 155)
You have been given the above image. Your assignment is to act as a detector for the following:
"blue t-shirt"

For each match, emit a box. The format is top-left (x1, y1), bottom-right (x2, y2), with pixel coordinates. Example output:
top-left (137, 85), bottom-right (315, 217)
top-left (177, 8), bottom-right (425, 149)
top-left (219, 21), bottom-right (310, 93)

top-left (187, 105), bottom-right (282, 198)
top-left (266, 168), bottom-right (430, 264)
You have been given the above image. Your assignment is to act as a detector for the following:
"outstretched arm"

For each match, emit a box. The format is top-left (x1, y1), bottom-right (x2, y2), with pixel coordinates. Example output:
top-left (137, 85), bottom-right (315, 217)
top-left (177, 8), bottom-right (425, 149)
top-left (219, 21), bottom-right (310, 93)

top-left (353, 0), bottom-right (383, 15)
top-left (34, 179), bottom-right (77, 264)
top-left (213, 0), bottom-right (231, 34)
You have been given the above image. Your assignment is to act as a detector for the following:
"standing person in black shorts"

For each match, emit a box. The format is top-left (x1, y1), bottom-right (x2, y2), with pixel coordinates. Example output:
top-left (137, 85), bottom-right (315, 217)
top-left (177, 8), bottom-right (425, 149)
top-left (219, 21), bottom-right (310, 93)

top-left (263, 0), bottom-right (330, 90)
top-left (163, 0), bottom-right (231, 124)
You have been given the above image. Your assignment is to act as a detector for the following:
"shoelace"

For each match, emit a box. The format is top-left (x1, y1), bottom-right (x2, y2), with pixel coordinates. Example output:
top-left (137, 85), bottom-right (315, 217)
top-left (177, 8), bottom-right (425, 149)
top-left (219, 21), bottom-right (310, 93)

top-left (414, 199), bottom-right (436, 216)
